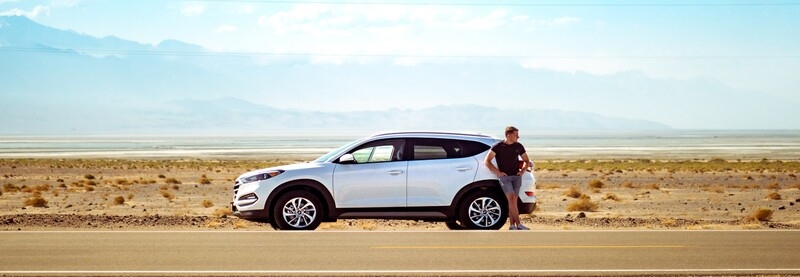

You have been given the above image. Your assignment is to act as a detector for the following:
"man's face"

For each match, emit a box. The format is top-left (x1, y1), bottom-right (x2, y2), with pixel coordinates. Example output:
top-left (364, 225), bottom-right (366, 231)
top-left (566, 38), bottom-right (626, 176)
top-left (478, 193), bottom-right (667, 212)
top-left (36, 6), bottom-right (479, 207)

top-left (507, 131), bottom-right (519, 143)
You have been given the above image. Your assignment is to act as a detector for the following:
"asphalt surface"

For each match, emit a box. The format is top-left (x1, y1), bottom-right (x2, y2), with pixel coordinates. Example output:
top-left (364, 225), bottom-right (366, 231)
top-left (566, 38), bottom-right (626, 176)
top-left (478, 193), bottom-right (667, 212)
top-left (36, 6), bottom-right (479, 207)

top-left (1, 230), bottom-right (799, 276)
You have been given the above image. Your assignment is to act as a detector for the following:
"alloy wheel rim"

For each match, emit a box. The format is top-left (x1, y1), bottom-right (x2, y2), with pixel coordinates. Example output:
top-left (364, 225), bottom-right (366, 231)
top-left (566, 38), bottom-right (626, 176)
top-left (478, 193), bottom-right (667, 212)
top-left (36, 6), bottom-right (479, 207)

top-left (282, 197), bottom-right (317, 228)
top-left (467, 197), bottom-right (501, 227)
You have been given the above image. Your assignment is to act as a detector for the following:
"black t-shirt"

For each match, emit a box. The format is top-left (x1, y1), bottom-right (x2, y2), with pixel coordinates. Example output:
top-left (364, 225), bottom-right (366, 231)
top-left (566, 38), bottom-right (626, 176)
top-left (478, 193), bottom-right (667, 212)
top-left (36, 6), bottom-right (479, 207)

top-left (491, 141), bottom-right (526, 176)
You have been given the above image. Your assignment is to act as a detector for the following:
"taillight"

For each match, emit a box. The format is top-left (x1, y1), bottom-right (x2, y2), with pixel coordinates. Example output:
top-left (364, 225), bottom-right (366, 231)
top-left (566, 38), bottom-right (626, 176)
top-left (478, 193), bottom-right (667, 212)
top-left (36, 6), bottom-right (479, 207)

top-left (525, 191), bottom-right (535, 197)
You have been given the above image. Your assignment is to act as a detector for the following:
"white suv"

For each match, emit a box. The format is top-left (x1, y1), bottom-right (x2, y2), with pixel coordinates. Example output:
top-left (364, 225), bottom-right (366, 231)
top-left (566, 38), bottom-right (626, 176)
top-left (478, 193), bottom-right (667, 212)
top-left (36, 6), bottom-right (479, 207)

top-left (231, 132), bottom-right (537, 230)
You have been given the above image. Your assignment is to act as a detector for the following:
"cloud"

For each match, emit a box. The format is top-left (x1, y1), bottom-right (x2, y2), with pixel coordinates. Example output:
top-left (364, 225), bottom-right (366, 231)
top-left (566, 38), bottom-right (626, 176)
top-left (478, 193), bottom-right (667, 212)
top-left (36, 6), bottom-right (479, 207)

top-left (181, 4), bottom-right (205, 16)
top-left (0, 5), bottom-right (50, 17)
top-left (520, 58), bottom-right (629, 75)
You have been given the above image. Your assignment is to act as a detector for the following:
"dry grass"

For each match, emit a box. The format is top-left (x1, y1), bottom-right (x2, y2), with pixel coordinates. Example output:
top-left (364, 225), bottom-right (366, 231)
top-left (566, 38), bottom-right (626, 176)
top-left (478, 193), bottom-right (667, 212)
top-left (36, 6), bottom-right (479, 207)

top-left (588, 179), bottom-right (605, 189)
top-left (567, 194), bottom-right (598, 212)
top-left (744, 208), bottom-right (774, 222)
top-left (563, 186), bottom-right (583, 198)
top-left (23, 196), bottom-right (48, 207)
top-left (198, 175), bottom-right (212, 185)
top-left (602, 193), bottom-right (621, 201)
top-left (202, 200), bottom-right (214, 208)
top-left (160, 190), bottom-right (175, 201)
top-left (213, 208), bottom-right (232, 218)
top-left (766, 192), bottom-right (782, 200)
top-left (113, 196), bottom-right (125, 205)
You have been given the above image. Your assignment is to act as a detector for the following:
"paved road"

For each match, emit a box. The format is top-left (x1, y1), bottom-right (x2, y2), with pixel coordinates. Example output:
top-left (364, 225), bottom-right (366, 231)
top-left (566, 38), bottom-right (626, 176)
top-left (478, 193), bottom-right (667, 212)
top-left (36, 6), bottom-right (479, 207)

top-left (1, 230), bottom-right (799, 276)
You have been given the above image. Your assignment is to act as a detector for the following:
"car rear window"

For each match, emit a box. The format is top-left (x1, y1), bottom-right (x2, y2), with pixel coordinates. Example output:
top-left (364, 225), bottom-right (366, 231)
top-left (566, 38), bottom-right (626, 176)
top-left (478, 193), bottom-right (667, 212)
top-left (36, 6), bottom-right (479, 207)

top-left (409, 139), bottom-right (490, 160)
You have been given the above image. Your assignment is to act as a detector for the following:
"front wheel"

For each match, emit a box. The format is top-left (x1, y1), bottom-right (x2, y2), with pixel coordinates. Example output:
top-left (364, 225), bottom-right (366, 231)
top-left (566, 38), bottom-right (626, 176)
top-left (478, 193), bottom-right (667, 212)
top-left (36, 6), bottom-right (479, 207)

top-left (458, 190), bottom-right (507, 230)
top-left (272, 190), bottom-right (323, 230)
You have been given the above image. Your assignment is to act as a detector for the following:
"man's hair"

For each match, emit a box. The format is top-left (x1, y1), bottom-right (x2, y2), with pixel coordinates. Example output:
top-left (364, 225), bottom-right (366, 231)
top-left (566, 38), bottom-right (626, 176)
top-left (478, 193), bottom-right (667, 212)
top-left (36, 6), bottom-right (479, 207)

top-left (505, 126), bottom-right (519, 136)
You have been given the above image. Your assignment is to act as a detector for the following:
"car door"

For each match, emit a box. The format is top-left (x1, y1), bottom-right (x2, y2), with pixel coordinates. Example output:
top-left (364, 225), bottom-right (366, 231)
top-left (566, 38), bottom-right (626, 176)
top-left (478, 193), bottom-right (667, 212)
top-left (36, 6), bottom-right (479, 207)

top-left (332, 139), bottom-right (408, 208)
top-left (406, 138), bottom-right (479, 207)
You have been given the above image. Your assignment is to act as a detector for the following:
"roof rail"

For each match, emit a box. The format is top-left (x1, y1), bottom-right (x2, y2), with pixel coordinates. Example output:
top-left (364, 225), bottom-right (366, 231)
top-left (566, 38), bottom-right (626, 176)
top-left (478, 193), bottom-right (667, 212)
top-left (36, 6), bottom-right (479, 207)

top-left (372, 131), bottom-right (493, 138)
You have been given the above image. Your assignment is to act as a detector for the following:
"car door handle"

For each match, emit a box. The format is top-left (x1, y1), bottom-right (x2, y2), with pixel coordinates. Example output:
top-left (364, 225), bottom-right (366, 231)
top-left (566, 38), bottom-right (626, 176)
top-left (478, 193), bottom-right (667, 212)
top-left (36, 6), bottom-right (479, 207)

top-left (455, 167), bottom-right (473, 172)
top-left (386, 170), bottom-right (405, 175)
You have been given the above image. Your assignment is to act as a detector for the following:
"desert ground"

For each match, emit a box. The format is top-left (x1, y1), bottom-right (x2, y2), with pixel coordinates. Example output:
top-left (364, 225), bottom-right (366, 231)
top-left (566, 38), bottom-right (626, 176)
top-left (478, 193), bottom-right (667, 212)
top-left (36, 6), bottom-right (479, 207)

top-left (1, 158), bottom-right (799, 231)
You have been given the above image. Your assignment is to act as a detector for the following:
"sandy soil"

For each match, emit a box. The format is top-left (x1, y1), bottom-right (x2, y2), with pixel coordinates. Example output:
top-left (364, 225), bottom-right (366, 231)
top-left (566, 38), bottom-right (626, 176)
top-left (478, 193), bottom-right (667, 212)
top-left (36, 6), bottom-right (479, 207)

top-left (1, 159), bottom-right (798, 231)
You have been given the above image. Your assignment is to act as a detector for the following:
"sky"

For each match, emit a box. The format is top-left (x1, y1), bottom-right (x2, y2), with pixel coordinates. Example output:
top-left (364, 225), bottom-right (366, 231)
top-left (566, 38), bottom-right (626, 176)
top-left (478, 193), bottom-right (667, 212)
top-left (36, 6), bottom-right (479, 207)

top-left (1, 0), bottom-right (799, 113)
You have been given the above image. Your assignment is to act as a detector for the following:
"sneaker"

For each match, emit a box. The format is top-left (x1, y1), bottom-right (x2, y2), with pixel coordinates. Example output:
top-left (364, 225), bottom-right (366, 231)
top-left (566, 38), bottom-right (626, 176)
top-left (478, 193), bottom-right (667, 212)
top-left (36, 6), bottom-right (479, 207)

top-left (509, 225), bottom-right (518, 230)
top-left (516, 224), bottom-right (530, 230)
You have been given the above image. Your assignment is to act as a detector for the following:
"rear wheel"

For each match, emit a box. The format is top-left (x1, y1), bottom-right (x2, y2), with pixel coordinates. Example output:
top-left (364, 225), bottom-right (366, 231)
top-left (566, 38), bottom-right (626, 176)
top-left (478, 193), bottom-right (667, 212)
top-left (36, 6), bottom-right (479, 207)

top-left (272, 190), bottom-right (323, 230)
top-left (458, 190), bottom-right (507, 230)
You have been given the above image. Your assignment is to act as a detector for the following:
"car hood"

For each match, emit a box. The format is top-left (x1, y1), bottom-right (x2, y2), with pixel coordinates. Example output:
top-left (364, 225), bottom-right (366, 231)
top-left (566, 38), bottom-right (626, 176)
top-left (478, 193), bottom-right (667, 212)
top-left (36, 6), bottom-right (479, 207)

top-left (237, 161), bottom-right (325, 180)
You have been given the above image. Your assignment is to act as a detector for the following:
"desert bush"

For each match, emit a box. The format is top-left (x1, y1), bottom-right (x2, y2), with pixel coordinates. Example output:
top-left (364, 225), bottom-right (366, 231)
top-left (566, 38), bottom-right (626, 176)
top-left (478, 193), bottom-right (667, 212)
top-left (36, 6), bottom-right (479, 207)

top-left (113, 196), bottom-right (125, 205)
top-left (198, 175), bottom-right (212, 185)
top-left (766, 182), bottom-right (781, 190)
top-left (588, 179), bottom-right (605, 189)
top-left (567, 194), bottom-right (598, 212)
top-left (213, 208), bottom-right (233, 217)
top-left (766, 192), bottom-right (782, 200)
top-left (622, 181), bottom-right (636, 188)
top-left (165, 178), bottom-right (181, 185)
top-left (647, 183), bottom-right (661, 190)
top-left (84, 174), bottom-right (95, 180)
top-left (158, 174), bottom-right (166, 179)
top-left (115, 179), bottom-right (129, 185)
top-left (161, 190), bottom-right (175, 201)
top-left (563, 186), bottom-right (583, 198)
top-left (171, 185), bottom-right (180, 191)
top-left (602, 193), bottom-right (621, 201)
top-left (3, 183), bottom-right (20, 193)
top-left (24, 196), bottom-right (48, 207)
top-left (202, 200), bottom-right (214, 208)
top-left (745, 208), bottom-right (773, 222)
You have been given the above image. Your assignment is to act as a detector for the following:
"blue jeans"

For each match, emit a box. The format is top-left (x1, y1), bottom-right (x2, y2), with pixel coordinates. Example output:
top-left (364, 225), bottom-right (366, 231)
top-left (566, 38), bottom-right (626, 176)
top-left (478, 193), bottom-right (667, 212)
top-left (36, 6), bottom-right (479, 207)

top-left (499, 175), bottom-right (521, 195)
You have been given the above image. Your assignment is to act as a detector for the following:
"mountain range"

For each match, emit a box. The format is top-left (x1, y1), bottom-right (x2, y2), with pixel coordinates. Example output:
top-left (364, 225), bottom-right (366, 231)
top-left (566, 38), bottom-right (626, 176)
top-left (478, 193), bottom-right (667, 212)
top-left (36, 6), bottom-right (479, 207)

top-left (1, 15), bottom-right (797, 134)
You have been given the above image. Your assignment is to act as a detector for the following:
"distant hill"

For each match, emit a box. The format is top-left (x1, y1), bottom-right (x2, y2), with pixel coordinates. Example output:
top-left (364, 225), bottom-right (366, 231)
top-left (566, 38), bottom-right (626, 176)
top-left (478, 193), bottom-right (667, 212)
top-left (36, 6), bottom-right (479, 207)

top-left (2, 15), bottom-right (797, 133)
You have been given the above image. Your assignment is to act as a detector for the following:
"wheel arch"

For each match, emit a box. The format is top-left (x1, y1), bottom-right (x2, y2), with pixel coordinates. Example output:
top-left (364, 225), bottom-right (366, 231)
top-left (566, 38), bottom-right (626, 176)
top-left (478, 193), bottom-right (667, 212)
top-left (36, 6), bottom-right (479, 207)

top-left (447, 179), bottom-right (506, 217)
top-left (267, 179), bottom-right (337, 221)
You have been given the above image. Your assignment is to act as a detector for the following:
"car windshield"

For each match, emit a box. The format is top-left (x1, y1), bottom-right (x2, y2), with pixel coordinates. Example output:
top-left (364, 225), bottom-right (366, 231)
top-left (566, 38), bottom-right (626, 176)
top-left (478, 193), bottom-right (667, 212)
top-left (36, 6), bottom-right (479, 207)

top-left (313, 137), bottom-right (367, 163)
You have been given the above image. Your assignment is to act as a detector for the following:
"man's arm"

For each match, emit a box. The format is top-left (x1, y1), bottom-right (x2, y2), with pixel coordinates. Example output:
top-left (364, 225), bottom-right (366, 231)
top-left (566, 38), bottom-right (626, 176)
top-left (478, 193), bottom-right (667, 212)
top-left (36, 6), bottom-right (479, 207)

top-left (519, 152), bottom-right (533, 175)
top-left (484, 151), bottom-right (505, 177)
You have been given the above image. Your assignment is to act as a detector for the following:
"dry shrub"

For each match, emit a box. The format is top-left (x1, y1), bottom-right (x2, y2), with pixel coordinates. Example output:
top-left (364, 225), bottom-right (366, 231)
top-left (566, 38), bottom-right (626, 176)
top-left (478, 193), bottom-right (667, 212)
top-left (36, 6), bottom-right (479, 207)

top-left (165, 178), bottom-right (181, 185)
top-left (588, 179), bottom-right (605, 189)
top-left (602, 193), bottom-right (621, 201)
top-left (702, 186), bottom-right (725, 193)
top-left (567, 194), bottom-right (598, 212)
top-left (563, 186), bottom-right (583, 198)
top-left (161, 190), bottom-right (175, 201)
top-left (199, 175), bottom-right (212, 185)
top-left (647, 183), bottom-right (661, 190)
top-left (115, 179), bottom-right (129, 185)
top-left (171, 185), bottom-right (180, 191)
top-left (744, 208), bottom-right (773, 222)
top-left (202, 200), bottom-right (214, 208)
top-left (766, 182), bottom-right (781, 190)
top-left (4, 183), bottom-right (21, 193)
top-left (113, 196), bottom-right (125, 205)
top-left (84, 174), bottom-right (95, 180)
top-left (622, 181), bottom-right (636, 188)
top-left (234, 220), bottom-right (249, 229)
top-left (766, 192), bottom-right (782, 200)
top-left (24, 196), bottom-right (48, 207)
top-left (213, 208), bottom-right (233, 218)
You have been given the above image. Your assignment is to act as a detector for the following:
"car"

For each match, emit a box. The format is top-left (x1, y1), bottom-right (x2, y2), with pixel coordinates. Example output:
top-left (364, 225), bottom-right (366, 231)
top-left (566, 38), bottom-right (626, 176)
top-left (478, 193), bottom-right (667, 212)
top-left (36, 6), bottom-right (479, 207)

top-left (231, 132), bottom-right (537, 230)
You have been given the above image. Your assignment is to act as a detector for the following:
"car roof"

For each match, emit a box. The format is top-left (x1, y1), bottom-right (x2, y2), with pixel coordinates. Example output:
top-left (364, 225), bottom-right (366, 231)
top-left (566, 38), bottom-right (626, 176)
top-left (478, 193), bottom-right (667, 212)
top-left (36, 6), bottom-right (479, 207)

top-left (368, 132), bottom-right (498, 143)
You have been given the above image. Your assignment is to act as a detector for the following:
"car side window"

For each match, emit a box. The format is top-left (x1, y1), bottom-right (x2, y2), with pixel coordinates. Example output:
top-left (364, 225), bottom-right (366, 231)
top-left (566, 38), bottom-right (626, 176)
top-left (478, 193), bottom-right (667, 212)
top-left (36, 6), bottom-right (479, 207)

top-left (411, 139), bottom-right (461, 160)
top-left (349, 139), bottom-right (405, 163)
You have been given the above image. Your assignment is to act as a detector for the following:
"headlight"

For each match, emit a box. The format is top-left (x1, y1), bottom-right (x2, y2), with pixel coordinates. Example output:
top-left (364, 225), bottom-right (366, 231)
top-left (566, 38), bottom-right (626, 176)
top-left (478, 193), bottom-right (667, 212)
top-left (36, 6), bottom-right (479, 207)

top-left (242, 170), bottom-right (284, 184)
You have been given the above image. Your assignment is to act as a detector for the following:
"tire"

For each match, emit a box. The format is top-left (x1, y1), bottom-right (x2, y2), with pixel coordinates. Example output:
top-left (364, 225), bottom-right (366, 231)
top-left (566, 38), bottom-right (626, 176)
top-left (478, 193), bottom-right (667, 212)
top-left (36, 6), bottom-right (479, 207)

top-left (445, 220), bottom-right (465, 230)
top-left (272, 190), bottom-right (323, 230)
top-left (458, 190), bottom-right (507, 230)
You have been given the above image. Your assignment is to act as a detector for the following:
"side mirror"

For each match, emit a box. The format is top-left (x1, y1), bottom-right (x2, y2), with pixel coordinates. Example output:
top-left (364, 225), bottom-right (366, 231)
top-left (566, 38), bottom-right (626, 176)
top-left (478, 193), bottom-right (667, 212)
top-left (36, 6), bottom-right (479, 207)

top-left (338, 154), bottom-right (356, 164)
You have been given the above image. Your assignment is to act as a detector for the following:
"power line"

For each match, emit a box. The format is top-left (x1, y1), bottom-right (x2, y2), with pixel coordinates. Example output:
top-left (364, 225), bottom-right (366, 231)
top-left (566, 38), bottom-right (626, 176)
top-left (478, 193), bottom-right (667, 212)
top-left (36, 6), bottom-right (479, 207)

top-left (180, 0), bottom-right (800, 7)
top-left (1, 46), bottom-right (798, 60)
